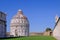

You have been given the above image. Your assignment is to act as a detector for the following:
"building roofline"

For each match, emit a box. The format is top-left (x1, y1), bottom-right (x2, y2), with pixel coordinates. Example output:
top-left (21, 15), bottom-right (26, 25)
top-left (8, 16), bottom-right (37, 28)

top-left (53, 17), bottom-right (60, 31)
top-left (0, 11), bottom-right (7, 15)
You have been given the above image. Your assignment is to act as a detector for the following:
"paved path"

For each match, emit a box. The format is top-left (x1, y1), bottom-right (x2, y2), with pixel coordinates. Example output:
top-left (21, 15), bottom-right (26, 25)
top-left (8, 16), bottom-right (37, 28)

top-left (55, 37), bottom-right (60, 40)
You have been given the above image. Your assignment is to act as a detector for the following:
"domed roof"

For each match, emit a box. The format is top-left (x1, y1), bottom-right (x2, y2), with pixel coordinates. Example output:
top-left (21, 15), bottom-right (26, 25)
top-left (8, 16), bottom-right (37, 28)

top-left (10, 9), bottom-right (28, 25)
top-left (13, 9), bottom-right (27, 19)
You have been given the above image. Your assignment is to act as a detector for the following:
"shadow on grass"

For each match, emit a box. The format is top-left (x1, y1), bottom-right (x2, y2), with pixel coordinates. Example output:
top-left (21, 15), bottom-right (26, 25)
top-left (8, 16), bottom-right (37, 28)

top-left (0, 36), bottom-right (26, 39)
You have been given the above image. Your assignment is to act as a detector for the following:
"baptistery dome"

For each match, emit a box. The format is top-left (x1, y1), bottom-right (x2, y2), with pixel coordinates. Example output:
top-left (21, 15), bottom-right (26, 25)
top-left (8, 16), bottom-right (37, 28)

top-left (10, 9), bottom-right (29, 37)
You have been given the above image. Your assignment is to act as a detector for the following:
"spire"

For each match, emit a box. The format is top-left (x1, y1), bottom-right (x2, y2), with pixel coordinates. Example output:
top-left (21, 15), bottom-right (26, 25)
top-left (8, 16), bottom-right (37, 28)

top-left (55, 15), bottom-right (59, 22)
top-left (18, 9), bottom-right (22, 11)
top-left (17, 9), bottom-right (23, 15)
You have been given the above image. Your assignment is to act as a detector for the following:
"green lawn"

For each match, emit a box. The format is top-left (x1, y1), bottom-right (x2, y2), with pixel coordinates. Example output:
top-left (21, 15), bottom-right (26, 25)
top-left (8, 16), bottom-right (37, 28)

top-left (0, 36), bottom-right (56, 40)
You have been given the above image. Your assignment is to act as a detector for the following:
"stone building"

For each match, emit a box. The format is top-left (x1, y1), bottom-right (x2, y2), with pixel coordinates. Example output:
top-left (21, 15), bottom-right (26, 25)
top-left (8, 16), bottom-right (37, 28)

top-left (44, 30), bottom-right (52, 36)
top-left (53, 15), bottom-right (60, 38)
top-left (10, 9), bottom-right (29, 37)
top-left (0, 11), bottom-right (6, 38)
top-left (44, 28), bottom-right (52, 36)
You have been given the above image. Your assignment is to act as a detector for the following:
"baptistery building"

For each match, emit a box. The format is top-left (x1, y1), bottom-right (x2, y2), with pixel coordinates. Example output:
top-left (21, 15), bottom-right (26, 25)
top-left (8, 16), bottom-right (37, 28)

top-left (10, 9), bottom-right (29, 37)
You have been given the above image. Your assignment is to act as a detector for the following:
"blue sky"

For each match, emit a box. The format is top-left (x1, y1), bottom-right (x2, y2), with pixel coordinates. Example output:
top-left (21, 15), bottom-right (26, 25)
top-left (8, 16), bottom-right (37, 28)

top-left (0, 0), bottom-right (60, 32)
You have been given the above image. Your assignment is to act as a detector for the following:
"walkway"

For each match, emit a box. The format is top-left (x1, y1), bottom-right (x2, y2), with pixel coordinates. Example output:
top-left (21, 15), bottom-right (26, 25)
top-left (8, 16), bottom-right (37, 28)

top-left (55, 37), bottom-right (60, 40)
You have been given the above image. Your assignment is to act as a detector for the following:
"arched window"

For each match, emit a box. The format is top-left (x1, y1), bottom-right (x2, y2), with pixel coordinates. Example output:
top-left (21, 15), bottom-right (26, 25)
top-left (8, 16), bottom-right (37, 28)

top-left (15, 29), bottom-right (18, 36)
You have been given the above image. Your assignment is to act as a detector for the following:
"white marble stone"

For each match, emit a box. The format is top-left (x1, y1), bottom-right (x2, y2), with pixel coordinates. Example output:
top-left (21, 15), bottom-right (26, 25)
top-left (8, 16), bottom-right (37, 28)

top-left (0, 12), bottom-right (6, 38)
top-left (10, 10), bottom-right (29, 37)
top-left (53, 18), bottom-right (60, 39)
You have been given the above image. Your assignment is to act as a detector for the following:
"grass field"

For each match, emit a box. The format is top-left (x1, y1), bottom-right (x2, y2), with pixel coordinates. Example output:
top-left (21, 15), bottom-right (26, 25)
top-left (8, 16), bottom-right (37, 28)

top-left (0, 36), bottom-right (56, 40)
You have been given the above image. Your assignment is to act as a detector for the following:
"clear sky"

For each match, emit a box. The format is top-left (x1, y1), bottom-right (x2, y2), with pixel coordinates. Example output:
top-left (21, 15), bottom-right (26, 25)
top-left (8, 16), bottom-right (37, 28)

top-left (0, 0), bottom-right (60, 32)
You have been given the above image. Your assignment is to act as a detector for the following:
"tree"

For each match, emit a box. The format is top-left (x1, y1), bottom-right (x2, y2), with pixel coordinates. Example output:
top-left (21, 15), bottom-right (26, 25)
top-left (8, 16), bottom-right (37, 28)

top-left (46, 28), bottom-right (52, 32)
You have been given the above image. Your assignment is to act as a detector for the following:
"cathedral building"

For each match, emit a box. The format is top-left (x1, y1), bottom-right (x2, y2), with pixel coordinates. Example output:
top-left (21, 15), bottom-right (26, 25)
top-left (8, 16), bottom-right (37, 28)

top-left (53, 15), bottom-right (60, 38)
top-left (0, 11), bottom-right (6, 38)
top-left (10, 9), bottom-right (29, 37)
